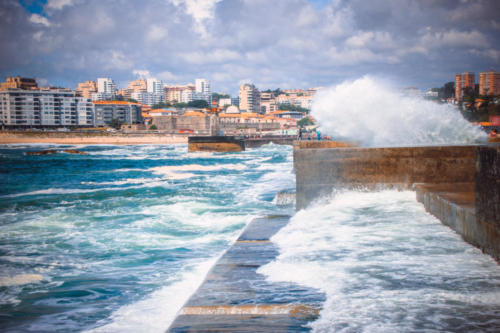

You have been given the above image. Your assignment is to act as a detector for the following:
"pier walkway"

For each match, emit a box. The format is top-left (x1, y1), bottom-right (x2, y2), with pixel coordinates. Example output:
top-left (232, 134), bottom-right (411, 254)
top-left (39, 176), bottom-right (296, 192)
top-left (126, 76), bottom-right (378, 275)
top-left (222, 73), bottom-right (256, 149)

top-left (167, 215), bottom-right (325, 332)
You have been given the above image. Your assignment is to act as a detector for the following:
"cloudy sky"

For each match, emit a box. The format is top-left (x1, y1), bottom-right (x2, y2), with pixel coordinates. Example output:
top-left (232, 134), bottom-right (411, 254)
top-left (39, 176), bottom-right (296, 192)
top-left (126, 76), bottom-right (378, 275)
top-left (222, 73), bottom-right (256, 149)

top-left (1, 0), bottom-right (499, 94)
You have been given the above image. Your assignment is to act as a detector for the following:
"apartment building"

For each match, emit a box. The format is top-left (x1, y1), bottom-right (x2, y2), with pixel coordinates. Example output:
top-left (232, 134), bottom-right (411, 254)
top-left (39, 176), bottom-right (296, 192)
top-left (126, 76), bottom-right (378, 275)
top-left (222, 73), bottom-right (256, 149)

top-left (455, 72), bottom-right (475, 102)
top-left (93, 101), bottom-right (142, 126)
top-left (479, 70), bottom-right (500, 96)
top-left (92, 78), bottom-right (116, 101)
top-left (164, 84), bottom-right (195, 103)
top-left (0, 88), bottom-right (94, 126)
top-left (195, 78), bottom-right (211, 103)
top-left (0, 76), bottom-right (38, 91)
top-left (239, 84), bottom-right (260, 113)
top-left (76, 81), bottom-right (97, 99)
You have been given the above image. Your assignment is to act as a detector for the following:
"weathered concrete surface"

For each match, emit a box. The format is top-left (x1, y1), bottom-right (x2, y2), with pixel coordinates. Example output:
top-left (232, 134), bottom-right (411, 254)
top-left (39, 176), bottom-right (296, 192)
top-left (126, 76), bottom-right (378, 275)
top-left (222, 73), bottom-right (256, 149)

top-left (294, 142), bottom-right (500, 262)
top-left (415, 183), bottom-right (500, 262)
top-left (167, 216), bottom-right (325, 332)
top-left (294, 144), bottom-right (477, 210)
top-left (476, 146), bottom-right (500, 229)
top-left (244, 137), bottom-right (295, 148)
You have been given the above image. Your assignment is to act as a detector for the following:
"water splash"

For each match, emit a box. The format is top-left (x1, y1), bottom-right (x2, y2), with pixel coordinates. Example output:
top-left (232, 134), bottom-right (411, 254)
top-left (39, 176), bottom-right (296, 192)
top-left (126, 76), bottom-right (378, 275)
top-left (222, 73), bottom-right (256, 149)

top-left (312, 76), bottom-right (486, 147)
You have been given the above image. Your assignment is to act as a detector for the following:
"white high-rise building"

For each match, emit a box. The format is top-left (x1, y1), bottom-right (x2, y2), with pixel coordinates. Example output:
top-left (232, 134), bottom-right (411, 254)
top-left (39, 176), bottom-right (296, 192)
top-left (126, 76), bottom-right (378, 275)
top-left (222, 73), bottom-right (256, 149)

top-left (95, 78), bottom-right (115, 101)
top-left (97, 78), bottom-right (115, 94)
top-left (146, 78), bottom-right (163, 105)
top-left (147, 78), bottom-right (163, 94)
top-left (195, 78), bottom-right (211, 103)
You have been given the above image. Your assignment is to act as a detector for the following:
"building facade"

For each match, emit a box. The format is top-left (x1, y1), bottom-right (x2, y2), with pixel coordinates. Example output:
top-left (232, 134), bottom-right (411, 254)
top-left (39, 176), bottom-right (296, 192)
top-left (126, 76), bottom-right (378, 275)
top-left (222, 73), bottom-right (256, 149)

top-left (0, 88), bottom-right (94, 126)
top-left (455, 72), bottom-right (475, 102)
top-left (76, 80), bottom-right (97, 99)
top-left (195, 78), bottom-right (211, 103)
top-left (93, 101), bottom-right (142, 126)
top-left (479, 70), bottom-right (500, 96)
top-left (239, 84), bottom-right (261, 113)
top-left (0, 77), bottom-right (38, 91)
top-left (94, 78), bottom-right (116, 101)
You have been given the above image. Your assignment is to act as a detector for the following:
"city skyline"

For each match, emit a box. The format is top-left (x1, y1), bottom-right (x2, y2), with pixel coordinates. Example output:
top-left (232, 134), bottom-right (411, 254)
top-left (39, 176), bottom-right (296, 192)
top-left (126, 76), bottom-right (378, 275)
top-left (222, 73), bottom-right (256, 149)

top-left (1, 0), bottom-right (500, 94)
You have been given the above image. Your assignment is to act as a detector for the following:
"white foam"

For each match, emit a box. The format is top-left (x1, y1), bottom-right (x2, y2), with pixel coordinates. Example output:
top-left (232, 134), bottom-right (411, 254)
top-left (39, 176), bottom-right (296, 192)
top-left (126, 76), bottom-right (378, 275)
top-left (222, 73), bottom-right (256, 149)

top-left (259, 190), bottom-right (500, 332)
top-left (88, 258), bottom-right (217, 333)
top-left (0, 274), bottom-right (44, 287)
top-left (149, 163), bottom-right (246, 179)
top-left (81, 178), bottom-right (164, 186)
top-left (312, 76), bottom-right (487, 147)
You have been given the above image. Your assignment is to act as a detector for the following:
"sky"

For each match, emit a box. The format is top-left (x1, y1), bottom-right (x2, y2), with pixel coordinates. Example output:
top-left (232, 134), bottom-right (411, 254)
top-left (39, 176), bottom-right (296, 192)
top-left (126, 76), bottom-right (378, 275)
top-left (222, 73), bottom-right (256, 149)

top-left (1, 0), bottom-right (499, 94)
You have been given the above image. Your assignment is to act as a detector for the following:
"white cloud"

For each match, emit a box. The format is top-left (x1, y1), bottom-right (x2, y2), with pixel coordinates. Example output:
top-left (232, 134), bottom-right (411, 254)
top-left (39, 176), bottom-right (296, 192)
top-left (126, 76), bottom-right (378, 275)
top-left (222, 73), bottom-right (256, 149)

top-left (133, 70), bottom-right (151, 78)
top-left (171, 0), bottom-right (222, 38)
top-left (420, 29), bottom-right (490, 49)
top-left (29, 14), bottom-right (51, 27)
top-left (33, 31), bottom-right (44, 41)
top-left (326, 46), bottom-right (399, 65)
top-left (157, 71), bottom-right (179, 81)
top-left (295, 5), bottom-right (317, 28)
top-left (46, 0), bottom-right (75, 10)
top-left (346, 31), bottom-right (396, 50)
top-left (147, 25), bottom-right (168, 42)
top-left (103, 51), bottom-right (133, 70)
top-left (184, 49), bottom-right (240, 64)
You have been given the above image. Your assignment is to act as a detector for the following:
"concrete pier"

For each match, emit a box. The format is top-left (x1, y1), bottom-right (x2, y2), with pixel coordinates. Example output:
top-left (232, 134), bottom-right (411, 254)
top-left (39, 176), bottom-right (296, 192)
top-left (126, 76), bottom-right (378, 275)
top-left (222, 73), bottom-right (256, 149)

top-left (167, 215), bottom-right (325, 332)
top-left (294, 142), bottom-right (500, 261)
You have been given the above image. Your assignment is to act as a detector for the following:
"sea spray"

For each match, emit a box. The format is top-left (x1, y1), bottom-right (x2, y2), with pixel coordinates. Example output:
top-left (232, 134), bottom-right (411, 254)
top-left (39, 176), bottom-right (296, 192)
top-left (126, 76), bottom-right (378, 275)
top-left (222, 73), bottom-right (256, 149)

top-left (312, 76), bottom-right (486, 146)
top-left (259, 190), bottom-right (500, 332)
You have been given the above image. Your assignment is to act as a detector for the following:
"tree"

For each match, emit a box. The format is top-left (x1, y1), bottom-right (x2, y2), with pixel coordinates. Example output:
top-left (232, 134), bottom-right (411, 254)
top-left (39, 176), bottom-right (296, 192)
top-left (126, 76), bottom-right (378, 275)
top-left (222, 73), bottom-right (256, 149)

top-left (298, 117), bottom-right (314, 127)
top-left (109, 118), bottom-right (123, 130)
top-left (149, 124), bottom-right (158, 130)
top-left (173, 102), bottom-right (187, 108)
top-left (212, 93), bottom-right (229, 102)
top-left (278, 103), bottom-right (310, 113)
top-left (187, 100), bottom-right (209, 108)
top-left (127, 98), bottom-right (139, 103)
top-left (152, 101), bottom-right (172, 109)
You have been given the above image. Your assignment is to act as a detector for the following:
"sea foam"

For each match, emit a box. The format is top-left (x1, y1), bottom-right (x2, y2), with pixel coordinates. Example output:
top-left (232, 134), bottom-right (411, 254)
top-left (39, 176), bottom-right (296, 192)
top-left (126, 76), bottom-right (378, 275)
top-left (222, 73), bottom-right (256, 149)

top-left (312, 76), bottom-right (486, 147)
top-left (259, 190), bottom-right (500, 332)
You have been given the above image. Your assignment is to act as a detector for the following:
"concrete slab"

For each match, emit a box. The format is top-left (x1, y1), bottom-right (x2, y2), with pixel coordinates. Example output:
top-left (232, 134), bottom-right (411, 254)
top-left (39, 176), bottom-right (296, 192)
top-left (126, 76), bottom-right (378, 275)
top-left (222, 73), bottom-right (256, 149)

top-left (167, 216), bottom-right (325, 332)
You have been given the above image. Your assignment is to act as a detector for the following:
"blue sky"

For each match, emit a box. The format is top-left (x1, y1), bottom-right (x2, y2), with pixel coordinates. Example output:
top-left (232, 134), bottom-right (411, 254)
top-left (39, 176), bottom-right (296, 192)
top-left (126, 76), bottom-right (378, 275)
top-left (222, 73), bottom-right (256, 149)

top-left (1, 0), bottom-right (499, 94)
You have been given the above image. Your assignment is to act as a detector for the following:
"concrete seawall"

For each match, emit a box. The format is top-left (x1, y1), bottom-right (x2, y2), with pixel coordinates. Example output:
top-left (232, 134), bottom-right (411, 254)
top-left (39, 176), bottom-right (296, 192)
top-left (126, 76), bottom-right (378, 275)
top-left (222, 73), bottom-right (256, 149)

top-left (294, 142), bottom-right (500, 261)
top-left (167, 215), bottom-right (325, 332)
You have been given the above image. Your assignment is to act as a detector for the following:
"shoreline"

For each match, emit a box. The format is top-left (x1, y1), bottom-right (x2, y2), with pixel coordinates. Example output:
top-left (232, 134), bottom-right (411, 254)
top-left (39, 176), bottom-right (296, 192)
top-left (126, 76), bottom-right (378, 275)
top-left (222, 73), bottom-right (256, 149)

top-left (0, 132), bottom-right (188, 145)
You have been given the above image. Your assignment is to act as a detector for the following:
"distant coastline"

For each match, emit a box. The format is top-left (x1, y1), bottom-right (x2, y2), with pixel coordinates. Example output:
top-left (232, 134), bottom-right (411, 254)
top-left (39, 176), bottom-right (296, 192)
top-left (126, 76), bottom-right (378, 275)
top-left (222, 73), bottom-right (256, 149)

top-left (0, 131), bottom-right (188, 145)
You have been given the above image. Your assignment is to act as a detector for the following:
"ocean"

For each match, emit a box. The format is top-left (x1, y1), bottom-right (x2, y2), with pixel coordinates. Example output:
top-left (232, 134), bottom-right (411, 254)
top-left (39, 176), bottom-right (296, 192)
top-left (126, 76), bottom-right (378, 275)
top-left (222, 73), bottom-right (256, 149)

top-left (0, 143), bottom-right (294, 332)
top-left (1, 143), bottom-right (499, 332)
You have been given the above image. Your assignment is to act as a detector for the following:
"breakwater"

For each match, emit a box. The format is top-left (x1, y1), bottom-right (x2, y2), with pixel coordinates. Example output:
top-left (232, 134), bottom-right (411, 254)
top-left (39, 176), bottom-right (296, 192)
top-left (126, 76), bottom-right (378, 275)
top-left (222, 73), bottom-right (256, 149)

top-left (294, 141), bottom-right (500, 261)
top-left (167, 215), bottom-right (325, 332)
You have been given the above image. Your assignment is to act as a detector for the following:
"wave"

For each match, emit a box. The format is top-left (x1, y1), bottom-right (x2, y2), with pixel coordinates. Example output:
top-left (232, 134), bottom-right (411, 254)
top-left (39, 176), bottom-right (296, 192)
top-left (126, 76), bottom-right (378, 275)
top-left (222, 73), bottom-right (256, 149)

top-left (259, 190), bottom-right (500, 332)
top-left (88, 258), bottom-right (217, 333)
top-left (312, 76), bottom-right (486, 147)
top-left (0, 274), bottom-right (44, 287)
top-left (149, 163), bottom-right (247, 179)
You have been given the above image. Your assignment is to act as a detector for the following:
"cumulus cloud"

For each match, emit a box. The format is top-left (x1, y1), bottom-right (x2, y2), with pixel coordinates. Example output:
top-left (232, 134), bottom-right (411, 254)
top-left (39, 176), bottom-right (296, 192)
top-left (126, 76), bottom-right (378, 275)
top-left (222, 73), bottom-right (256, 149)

top-left (46, 0), bottom-right (75, 10)
top-left (0, 0), bottom-right (499, 92)
top-left (29, 14), bottom-right (51, 27)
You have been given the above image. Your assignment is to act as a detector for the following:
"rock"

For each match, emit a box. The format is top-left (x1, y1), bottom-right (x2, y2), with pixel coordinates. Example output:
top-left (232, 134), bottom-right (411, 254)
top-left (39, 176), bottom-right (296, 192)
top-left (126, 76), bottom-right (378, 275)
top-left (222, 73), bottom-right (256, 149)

top-left (26, 149), bottom-right (87, 155)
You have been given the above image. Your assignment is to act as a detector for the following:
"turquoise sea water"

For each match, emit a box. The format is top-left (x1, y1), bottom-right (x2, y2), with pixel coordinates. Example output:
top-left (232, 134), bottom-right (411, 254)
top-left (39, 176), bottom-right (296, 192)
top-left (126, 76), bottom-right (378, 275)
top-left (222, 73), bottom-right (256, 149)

top-left (0, 144), bottom-right (294, 332)
top-left (2, 143), bottom-right (500, 332)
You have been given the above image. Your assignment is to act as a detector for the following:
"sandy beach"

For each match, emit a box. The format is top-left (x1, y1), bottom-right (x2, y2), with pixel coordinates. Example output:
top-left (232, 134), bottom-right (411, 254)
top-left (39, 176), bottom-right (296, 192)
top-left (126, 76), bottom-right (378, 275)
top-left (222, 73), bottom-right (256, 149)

top-left (0, 131), bottom-right (188, 145)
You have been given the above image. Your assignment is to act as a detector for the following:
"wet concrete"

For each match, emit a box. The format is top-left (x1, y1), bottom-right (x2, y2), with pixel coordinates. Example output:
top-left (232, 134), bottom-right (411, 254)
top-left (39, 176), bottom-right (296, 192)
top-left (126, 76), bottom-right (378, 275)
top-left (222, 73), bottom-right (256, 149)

top-left (167, 215), bottom-right (325, 332)
top-left (294, 142), bottom-right (500, 262)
